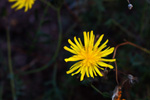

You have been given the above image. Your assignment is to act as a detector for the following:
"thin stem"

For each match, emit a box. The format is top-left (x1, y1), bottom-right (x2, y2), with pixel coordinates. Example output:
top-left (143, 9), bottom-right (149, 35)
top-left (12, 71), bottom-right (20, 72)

top-left (40, 0), bottom-right (56, 10)
top-left (52, 63), bottom-right (63, 100)
top-left (114, 61), bottom-right (119, 85)
top-left (23, 8), bottom-right (62, 74)
top-left (121, 79), bottom-right (128, 87)
top-left (39, 6), bottom-right (48, 30)
top-left (6, 27), bottom-right (16, 100)
top-left (140, 3), bottom-right (147, 35)
top-left (31, 5), bottom-right (48, 49)
top-left (90, 84), bottom-right (110, 98)
top-left (90, 84), bottom-right (103, 95)
top-left (127, 0), bottom-right (130, 4)
top-left (112, 19), bottom-right (136, 39)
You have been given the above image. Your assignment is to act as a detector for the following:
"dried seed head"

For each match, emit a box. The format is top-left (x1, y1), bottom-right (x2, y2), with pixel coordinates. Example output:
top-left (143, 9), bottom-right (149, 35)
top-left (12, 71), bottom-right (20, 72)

top-left (112, 86), bottom-right (122, 100)
top-left (128, 4), bottom-right (133, 10)
top-left (128, 74), bottom-right (138, 84)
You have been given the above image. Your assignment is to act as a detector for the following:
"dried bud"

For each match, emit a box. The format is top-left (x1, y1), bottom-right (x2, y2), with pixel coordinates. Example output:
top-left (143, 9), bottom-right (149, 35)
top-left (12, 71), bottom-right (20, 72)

top-left (128, 4), bottom-right (133, 10)
top-left (112, 86), bottom-right (122, 100)
top-left (128, 74), bottom-right (138, 84)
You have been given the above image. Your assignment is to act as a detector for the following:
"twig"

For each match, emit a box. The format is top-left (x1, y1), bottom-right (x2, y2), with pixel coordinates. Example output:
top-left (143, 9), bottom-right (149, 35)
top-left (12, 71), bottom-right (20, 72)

top-left (113, 41), bottom-right (150, 59)
top-left (114, 61), bottom-right (119, 85)
top-left (113, 41), bottom-right (150, 85)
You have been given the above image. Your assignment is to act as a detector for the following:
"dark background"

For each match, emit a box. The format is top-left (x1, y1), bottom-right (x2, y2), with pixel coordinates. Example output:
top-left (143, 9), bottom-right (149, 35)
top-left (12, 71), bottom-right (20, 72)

top-left (0, 0), bottom-right (150, 100)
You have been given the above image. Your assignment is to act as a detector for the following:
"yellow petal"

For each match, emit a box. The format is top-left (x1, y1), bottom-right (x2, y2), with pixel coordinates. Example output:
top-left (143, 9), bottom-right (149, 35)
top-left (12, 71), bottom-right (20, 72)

top-left (80, 68), bottom-right (85, 81)
top-left (8, 0), bottom-right (16, 2)
top-left (24, 2), bottom-right (29, 12)
top-left (101, 58), bottom-right (116, 62)
top-left (16, 3), bottom-right (24, 10)
top-left (85, 66), bottom-right (90, 77)
top-left (96, 39), bottom-right (108, 53)
top-left (94, 34), bottom-right (104, 50)
top-left (11, 1), bottom-right (20, 8)
top-left (71, 68), bottom-right (81, 76)
top-left (93, 67), bottom-right (97, 76)
top-left (64, 46), bottom-right (77, 54)
top-left (101, 47), bottom-right (114, 57)
top-left (64, 55), bottom-right (83, 62)
top-left (70, 46), bottom-right (79, 53)
top-left (78, 38), bottom-right (83, 47)
top-left (89, 66), bottom-right (94, 78)
top-left (68, 39), bottom-right (79, 50)
top-left (94, 66), bottom-right (103, 76)
top-left (87, 32), bottom-right (90, 44)
top-left (89, 31), bottom-right (95, 47)
top-left (83, 31), bottom-right (88, 49)
top-left (98, 62), bottom-right (114, 69)
top-left (29, 0), bottom-right (34, 9)
top-left (66, 62), bottom-right (81, 74)
top-left (74, 37), bottom-right (82, 49)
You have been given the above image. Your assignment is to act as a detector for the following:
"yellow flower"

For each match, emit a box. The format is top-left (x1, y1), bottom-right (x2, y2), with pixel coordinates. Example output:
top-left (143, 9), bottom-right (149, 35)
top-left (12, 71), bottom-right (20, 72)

top-left (8, 0), bottom-right (35, 12)
top-left (64, 31), bottom-right (116, 81)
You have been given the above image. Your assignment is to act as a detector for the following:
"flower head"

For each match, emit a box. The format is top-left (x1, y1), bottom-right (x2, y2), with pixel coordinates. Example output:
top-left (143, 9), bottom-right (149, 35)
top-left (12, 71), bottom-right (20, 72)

top-left (64, 31), bottom-right (116, 81)
top-left (8, 0), bottom-right (35, 12)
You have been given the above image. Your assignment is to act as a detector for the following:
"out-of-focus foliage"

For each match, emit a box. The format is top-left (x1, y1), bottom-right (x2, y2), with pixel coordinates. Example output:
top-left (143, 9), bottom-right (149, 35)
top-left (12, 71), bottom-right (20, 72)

top-left (0, 0), bottom-right (150, 100)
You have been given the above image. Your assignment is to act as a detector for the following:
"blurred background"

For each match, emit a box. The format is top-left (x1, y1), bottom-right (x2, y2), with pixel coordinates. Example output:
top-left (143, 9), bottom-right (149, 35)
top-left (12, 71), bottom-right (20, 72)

top-left (0, 0), bottom-right (150, 100)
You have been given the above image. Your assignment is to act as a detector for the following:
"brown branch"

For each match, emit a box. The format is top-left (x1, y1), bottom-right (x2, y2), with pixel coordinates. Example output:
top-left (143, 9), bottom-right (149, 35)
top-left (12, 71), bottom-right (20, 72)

top-left (112, 41), bottom-right (150, 85)
top-left (113, 41), bottom-right (150, 59)
top-left (114, 61), bottom-right (119, 85)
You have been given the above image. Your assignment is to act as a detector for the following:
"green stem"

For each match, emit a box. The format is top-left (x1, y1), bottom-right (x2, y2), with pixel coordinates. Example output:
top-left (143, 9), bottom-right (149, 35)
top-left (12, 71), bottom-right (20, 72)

top-left (90, 84), bottom-right (110, 98)
top-left (6, 27), bottom-right (16, 100)
top-left (31, 5), bottom-right (48, 50)
top-left (40, 0), bottom-right (56, 10)
top-left (140, 3), bottom-right (148, 35)
top-left (23, 8), bottom-right (62, 74)
top-left (52, 63), bottom-right (63, 100)
top-left (37, 6), bottom-right (48, 31)
top-left (90, 84), bottom-right (103, 95)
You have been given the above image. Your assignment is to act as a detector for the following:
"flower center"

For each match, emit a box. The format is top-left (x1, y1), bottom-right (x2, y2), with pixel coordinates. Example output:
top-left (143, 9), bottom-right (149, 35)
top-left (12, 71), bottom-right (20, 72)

top-left (82, 48), bottom-right (97, 67)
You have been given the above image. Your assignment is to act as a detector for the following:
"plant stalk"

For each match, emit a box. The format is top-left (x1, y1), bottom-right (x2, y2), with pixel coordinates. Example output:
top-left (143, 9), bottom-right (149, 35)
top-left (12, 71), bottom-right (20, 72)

top-left (6, 27), bottom-right (16, 100)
